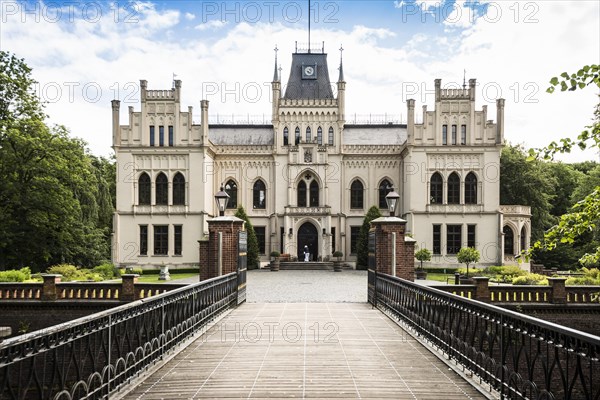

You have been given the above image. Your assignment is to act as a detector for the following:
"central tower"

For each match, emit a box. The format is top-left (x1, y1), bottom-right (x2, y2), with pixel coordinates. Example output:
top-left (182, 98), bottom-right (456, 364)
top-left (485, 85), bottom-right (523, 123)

top-left (271, 42), bottom-right (346, 260)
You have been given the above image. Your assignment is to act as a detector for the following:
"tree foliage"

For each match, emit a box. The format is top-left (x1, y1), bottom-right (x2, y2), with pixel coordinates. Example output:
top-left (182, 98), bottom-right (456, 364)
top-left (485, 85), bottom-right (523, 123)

top-left (527, 65), bottom-right (600, 267)
top-left (500, 144), bottom-right (556, 240)
top-left (234, 206), bottom-right (260, 270)
top-left (0, 51), bottom-right (114, 271)
top-left (414, 248), bottom-right (431, 270)
top-left (457, 247), bottom-right (480, 277)
top-left (356, 206), bottom-right (382, 269)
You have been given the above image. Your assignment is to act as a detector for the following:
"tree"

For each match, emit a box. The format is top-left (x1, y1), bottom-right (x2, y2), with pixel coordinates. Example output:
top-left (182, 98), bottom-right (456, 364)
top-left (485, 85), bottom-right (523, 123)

top-left (234, 206), bottom-right (259, 270)
top-left (0, 51), bottom-right (114, 270)
top-left (415, 248), bottom-right (431, 270)
top-left (356, 206), bottom-right (382, 269)
top-left (457, 247), bottom-right (480, 277)
top-left (529, 65), bottom-right (600, 266)
top-left (500, 144), bottom-right (556, 240)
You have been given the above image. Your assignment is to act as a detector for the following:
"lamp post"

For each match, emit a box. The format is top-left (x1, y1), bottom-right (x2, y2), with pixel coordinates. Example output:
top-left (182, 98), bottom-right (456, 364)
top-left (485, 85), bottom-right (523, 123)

top-left (215, 185), bottom-right (230, 217)
top-left (385, 187), bottom-right (400, 217)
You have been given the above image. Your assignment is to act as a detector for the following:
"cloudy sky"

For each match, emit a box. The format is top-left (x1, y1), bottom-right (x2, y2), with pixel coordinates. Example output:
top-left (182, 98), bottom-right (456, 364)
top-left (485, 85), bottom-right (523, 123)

top-left (2, 0), bottom-right (599, 161)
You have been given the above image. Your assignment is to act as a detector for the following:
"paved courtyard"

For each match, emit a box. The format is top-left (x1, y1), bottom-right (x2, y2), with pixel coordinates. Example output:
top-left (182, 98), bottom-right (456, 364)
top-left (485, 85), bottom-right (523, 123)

top-left (246, 269), bottom-right (368, 303)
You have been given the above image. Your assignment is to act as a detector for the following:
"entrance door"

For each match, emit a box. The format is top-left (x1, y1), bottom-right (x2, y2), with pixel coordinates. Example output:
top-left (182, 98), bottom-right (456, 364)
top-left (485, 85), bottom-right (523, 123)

top-left (297, 222), bottom-right (318, 261)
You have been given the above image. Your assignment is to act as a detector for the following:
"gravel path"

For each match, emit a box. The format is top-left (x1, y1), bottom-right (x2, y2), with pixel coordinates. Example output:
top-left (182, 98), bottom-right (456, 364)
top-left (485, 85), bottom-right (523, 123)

top-left (246, 269), bottom-right (368, 303)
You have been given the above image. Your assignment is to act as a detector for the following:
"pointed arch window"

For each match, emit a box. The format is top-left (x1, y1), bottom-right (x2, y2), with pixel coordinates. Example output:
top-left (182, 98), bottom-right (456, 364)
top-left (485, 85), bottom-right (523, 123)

top-left (297, 180), bottom-right (307, 207)
top-left (520, 226), bottom-right (527, 253)
top-left (378, 179), bottom-right (393, 209)
top-left (309, 180), bottom-right (319, 207)
top-left (504, 226), bottom-right (514, 255)
top-left (350, 180), bottom-right (364, 209)
top-left (306, 126), bottom-right (312, 142)
top-left (328, 127), bottom-right (334, 145)
top-left (155, 173), bottom-right (168, 205)
top-left (447, 173), bottom-right (460, 204)
top-left (173, 173), bottom-right (185, 205)
top-left (253, 180), bottom-right (266, 209)
top-left (225, 180), bottom-right (238, 209)
top-left (138, 173), bottom-right (151, 205)
top-left (295, 126), bottom-right (301, 145)
top-left (317, 127), bottom-right (323, 145)
top-left (430, 173), bottom-right (443, 204)
top-left (283, 127), bottom-right (289, 146)
top-left (465, 172), bottom-right (477, 204)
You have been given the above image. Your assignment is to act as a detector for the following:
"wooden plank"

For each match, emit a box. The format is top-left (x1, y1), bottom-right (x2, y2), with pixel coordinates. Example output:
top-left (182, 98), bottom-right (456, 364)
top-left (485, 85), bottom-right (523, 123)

top-left (122, 303), bottom-right (486, 399)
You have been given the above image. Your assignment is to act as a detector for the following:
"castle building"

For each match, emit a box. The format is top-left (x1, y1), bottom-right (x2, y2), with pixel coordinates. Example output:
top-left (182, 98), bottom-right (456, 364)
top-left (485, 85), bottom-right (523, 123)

top-left (111, 43), bottom-right (531, 270)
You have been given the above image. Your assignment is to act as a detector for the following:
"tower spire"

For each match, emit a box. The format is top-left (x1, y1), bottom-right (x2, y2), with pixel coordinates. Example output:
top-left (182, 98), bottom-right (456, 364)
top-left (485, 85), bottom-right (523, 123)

top-left (463, 69), bottom-right (466, 90)
top-left (308, 0), bottom-right (311, 52)
top-left (338, 45), bottom-right (345, 82)
top-left (273, 45), bottom-right (279, 82)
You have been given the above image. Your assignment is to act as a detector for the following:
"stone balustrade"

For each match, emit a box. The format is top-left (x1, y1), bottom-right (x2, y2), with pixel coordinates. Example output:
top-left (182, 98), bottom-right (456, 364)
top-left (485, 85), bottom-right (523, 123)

top-left (432, 277), bottom-right (600, 304)
top-left (0, 274), bottom-right (188, 302)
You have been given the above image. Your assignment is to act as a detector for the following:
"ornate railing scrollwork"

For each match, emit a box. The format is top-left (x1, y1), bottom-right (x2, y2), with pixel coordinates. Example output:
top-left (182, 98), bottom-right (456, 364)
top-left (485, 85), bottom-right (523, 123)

top-left (0, 273), bottom-right (241, 399)
top-left (368, 270), bottom-right (600, 399)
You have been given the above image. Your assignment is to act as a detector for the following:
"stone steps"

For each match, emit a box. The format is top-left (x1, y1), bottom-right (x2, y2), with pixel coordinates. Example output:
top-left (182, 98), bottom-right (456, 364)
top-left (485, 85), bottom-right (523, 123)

top-left (279, 262), bottom-right (334, 271)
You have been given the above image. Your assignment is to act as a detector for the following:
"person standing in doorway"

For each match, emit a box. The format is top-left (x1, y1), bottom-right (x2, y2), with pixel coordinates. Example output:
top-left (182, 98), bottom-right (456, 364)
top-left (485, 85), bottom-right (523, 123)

top-left (303, 245), bottom-right (310, 262)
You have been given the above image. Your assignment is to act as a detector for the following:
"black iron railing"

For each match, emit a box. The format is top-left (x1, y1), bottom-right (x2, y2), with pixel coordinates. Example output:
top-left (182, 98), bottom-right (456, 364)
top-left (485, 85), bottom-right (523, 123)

top-left (368, 270), bottom-right (600, 400)
top-left (0, 273), bottom-right (240, 400)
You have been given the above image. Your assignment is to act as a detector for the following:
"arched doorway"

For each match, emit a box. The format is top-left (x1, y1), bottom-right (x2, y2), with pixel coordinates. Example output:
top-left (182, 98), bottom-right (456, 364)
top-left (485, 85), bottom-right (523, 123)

top-left (297, 222), bottom-right (318, 261)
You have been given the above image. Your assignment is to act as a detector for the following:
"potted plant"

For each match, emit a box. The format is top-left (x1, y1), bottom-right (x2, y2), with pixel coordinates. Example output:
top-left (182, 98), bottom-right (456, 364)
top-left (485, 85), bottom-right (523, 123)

top-left (270, 251), bottom-right (280, 272)
top-left (457, 247), bottom-right (480, 284)
top-left (332, 251), bottom-right (344, 272)
top-left (414, 248), bottom-right (431, 280)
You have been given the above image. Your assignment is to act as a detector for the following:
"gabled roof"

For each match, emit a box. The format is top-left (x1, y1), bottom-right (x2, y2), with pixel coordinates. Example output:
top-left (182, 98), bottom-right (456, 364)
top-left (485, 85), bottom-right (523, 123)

top-left (283, 53), bottom-right (334, 100)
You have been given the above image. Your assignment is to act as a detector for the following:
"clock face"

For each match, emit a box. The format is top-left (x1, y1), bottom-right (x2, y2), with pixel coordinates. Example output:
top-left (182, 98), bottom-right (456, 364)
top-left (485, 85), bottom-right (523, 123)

top-left (302, 65), bottom-right (317, 79)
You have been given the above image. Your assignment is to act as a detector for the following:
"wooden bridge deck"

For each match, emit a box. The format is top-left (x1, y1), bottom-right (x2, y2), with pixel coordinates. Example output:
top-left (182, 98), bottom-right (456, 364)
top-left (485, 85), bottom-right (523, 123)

top-left (121, 303), bottom-right (486, 399)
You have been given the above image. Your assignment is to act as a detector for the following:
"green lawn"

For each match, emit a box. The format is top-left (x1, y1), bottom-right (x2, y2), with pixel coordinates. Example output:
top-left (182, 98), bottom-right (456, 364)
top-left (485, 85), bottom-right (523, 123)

top-left (423, 273), bottom-right (456, 283)
top-left (133, 273), bottom-right (199, 283)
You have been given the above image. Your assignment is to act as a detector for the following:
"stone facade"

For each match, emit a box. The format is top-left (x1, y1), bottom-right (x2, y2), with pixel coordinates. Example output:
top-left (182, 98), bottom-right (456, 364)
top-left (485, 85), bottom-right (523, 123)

top-left (111, 44), bottom-right (531, 270)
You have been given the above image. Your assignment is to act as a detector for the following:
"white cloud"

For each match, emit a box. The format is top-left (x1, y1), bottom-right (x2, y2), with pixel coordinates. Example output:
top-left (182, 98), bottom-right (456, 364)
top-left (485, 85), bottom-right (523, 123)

top-left (194, 20), bottom-right (229, 31)
top-left (1, 1), bottom-right (598, 163)
top-left (184, 12), bottom-right (195, 21)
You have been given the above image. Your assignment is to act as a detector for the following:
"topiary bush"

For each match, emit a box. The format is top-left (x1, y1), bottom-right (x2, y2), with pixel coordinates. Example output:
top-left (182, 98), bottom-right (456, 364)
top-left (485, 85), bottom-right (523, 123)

top-left (512, 273), bottom-right (548, 286)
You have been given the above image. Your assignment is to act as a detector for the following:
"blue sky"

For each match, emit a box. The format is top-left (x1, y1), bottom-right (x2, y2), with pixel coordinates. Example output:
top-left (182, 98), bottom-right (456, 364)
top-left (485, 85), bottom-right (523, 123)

top-left (1, 0), bottom-right (599, 161)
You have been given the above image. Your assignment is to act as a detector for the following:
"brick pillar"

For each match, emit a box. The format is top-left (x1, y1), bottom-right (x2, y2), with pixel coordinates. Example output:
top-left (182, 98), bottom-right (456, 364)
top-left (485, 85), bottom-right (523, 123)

top-left (473, 277), bottom-right (490, 302)
top-left (198, 238), bottom-right (210, 281)
top-left (205, 216), bottom-right (244, 279)
top-left (548, 277), bottom-right (567, 304)
top-left (121, 274), bottom-right (139, 302)
top-left (371, 217), bottom-right (415, 281)
top-left (41, 274), bottom-right (61, 301)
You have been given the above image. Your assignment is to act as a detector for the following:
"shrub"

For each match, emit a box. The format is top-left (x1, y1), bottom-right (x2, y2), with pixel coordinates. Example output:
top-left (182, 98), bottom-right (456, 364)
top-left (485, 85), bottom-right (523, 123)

top-left (483, 265), bottom-right (526, 282)
top-left (415, 248), bottom-right (432, 270)
top-left (47, 264), bottom-right (82, 281)
top-left (119, 267), bottom-right (144, 276)
top-left (566, 276), bottom-right (600, 286)
top-left (512, 273), bottom-right (548, 286)
top-left (270, 251), bottom-right (280, 258)
top-left (457, 267), bottom-right (481, 277)
top-left (93, 263), bottom-right (119, 280)
top-left (0, 270), bottom-right (27, 282)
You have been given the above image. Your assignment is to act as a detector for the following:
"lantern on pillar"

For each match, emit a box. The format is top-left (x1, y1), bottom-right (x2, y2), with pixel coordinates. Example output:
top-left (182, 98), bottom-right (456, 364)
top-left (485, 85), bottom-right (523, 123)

top-left (385, 188), bottom-right (400, 217)
top-left (215, 185), bottom-right (230, 217)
